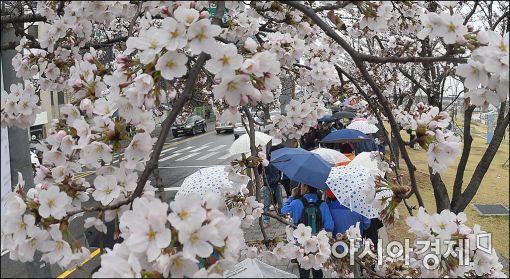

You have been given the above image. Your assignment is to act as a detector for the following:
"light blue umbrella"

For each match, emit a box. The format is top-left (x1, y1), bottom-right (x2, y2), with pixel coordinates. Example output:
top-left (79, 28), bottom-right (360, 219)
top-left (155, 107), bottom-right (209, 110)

top-left (270, 148), bottom-right (331, 190)
top-left (320, 129), bottom-right (370, 143)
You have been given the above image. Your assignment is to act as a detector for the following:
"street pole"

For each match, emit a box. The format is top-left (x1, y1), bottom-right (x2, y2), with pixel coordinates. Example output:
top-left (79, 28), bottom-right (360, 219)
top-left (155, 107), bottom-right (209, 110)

top-left (1, 4), bottom-right (35, 189)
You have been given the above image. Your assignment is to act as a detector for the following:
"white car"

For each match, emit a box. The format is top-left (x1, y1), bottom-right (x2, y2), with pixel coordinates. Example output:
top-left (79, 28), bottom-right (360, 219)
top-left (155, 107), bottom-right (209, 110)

top-left (215, 120), bottom-right (234, 134)
top-left (233, 111), bottom-right (279, 139)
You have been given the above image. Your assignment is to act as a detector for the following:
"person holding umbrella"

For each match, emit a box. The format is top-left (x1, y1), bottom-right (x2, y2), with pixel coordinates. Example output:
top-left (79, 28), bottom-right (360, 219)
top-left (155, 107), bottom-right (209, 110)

top-left (281, 183), bottom-right (334, 278)
top-left (270, 147), bottom-right (335, 278)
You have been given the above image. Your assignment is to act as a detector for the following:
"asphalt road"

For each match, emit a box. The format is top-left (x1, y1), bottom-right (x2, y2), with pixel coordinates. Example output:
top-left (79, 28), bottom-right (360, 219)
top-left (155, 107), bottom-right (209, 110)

top-left (1, 124), bottom-right (242, 278)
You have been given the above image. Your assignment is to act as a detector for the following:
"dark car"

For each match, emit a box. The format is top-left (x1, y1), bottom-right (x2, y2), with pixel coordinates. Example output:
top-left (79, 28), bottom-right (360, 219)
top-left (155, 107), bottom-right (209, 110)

top-left (171, 115), bottom-right (207, 137)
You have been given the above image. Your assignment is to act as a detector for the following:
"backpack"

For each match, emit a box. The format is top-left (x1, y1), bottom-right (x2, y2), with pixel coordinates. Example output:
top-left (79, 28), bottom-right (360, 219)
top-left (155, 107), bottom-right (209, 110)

top-left (264, 164), bottom-right (281, 188)
top-left (299, 197), bottom-right (323, 235)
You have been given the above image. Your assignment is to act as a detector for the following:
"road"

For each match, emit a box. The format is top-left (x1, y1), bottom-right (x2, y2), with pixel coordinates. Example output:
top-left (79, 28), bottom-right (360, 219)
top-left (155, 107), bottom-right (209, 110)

top-left (1, 124), bottom-right (242, 278)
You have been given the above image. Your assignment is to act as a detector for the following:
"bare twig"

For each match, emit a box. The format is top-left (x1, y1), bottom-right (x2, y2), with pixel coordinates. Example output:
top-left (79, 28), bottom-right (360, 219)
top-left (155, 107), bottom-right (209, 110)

top-left (1, 13), bottom-right (46, 24)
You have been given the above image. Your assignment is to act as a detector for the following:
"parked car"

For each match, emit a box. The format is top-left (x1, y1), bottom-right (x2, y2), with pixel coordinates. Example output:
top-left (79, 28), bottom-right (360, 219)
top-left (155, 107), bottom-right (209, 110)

top-left (171, 115), bottom-right (207, 137)
top-left (233, 111), bottom-right (280, 139)
top-left (215, 120), bottom-right (234, 134)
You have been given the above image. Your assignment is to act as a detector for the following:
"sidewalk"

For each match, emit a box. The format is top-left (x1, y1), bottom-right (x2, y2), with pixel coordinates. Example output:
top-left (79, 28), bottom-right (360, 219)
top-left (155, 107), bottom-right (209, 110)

top-left (241, 212), bottom-right (300, 276)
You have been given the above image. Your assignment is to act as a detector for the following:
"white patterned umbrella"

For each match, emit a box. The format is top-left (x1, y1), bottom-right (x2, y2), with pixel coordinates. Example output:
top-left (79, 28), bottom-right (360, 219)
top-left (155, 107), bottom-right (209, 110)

top-left (229, 132), bottom-right (274, 154)
top-left (325, 165), bottom-right (380, 218)
top-left (176, 166), bottom-right (233, 198)
top-left (310, 147), bottom-right (351, 165)
top-left (349, 152), bottom-right (385, 177)
top-left (347, 121), bottom-right (379, 134)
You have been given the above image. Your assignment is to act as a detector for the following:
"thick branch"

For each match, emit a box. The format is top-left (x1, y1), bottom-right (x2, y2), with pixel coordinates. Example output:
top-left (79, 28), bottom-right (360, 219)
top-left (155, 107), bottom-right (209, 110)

top-left (454, 105), bottom-right (509, 213)
top-left (451, 105), bottom-right (476, 208)
top-left (1, 13), bottom-right (46, 24)
top-left (131, 53), bottom-right (210, 200)
top-left (428, 167), bottom-right (451, 211)
top-left (463, 1), bottom-right (479, 25)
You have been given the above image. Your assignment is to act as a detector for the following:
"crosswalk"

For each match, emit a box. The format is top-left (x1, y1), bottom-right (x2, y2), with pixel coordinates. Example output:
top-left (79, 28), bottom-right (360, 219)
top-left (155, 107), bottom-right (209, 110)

top-left (158, 144), bottom-right (237, 163)
top-left (107, 143), bottom-right (238, 166)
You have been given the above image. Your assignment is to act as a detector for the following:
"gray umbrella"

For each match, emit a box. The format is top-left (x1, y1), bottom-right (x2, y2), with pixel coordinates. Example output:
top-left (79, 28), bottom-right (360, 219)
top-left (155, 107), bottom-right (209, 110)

top-left (333, 111), bottom-right (356, 119)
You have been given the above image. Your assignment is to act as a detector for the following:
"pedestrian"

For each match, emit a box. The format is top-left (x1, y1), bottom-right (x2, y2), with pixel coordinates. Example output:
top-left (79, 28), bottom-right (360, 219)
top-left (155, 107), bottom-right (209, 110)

top-left (324, 190), bottom-right (371, 238)
top-left (281, 183), bottom-right (334, 278)
top-left (330, 122), bottom-right (337, 132)
top-left (262, 150), bottom-right (283, 228)
top-left (337, 143), bottom-right (355, 165)
top-left (280, 173), bottom-right (294, 197)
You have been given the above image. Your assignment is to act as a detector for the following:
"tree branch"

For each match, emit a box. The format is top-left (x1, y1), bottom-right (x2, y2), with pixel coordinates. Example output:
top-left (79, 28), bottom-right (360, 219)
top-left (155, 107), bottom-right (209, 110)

top-left (290, 1), bottom-right (424, 207)
top-left (285, 2), bottom-right (467, 65)
top-left (1, 13), bottom-right (46, 24)
top-left (491, 11), bottom-right (509, 31)
top-left (454, 104), bottom-right (509, 213)
top-left (243, 106), bottom-right (269, 248)
top-left (131, 52), bottom-right (209, 200)
top-left (463, 1), bottom-right (479, 25)
top-left (451, 105), bottom-right (476, 208)
top-left (262, 212), bottom-right (296, 228)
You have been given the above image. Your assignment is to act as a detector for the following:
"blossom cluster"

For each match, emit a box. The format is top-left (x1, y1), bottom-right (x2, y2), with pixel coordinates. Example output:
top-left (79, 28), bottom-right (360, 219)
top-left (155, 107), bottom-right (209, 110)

top-left (93, 192), bottom-right (245, 277)
top-left (405, 208), bottom-right (505, 278)
top-left (1, 82), bottom-right (40, 128)
top-left (269, 97), bottom-right (329, 141)
top-left (457, 31), bottom-right (509, 111)
top-left (393, 103), bottom-right (460, 174)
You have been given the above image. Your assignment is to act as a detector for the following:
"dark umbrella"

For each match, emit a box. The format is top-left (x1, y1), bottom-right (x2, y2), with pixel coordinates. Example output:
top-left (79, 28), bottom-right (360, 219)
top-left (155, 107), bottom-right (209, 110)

top-left (270, 148), bottom-right (331, 190)
top-left (320, 129), bottom-right (370, 143)
top-left (333, 111), bottom-right (356, 119)
top-left (318, 115), bottom-right (336, 122)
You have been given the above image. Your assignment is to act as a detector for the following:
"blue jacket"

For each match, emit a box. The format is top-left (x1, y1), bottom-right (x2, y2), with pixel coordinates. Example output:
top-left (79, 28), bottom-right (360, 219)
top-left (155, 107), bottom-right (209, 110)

top-left (281, 193), bottom-right (334, 232)
top-left (328, 200), bottom-right (371, 237)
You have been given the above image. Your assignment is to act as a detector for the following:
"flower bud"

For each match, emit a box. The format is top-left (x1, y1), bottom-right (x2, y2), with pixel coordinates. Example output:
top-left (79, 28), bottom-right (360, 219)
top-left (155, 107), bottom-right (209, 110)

top-left (428, 120), bottom-right (438, 130)
top-left (438, 111), bottom-right (449, 120)
top-left (56, 130), bottom-right (67, 141)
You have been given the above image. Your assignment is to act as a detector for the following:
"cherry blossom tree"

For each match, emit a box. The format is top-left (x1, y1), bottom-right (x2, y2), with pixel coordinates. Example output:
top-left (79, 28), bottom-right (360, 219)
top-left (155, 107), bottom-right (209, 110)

top-left (1, 1), bottom-right (508, 277)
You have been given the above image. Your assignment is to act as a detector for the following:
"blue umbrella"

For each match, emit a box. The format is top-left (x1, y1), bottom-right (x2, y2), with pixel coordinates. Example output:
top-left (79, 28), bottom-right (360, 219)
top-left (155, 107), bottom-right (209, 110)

top-left (320, 129), bottom-right (370, 143)
top-left (318, 115), bottom-right (336, 122)
top-left (270, 148), bottom-right (331, 190)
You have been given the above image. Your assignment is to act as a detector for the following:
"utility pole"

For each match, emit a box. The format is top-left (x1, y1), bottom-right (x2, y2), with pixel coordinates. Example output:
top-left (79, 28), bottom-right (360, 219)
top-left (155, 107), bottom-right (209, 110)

top-left (1, 3), bottom-right (35, 189)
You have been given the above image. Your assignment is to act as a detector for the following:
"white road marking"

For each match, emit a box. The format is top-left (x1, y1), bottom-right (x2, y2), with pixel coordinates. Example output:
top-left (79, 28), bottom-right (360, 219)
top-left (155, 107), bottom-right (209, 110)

top-left (160, 146), bottom-right (177, 154)
top-left (189, 145), bottom-right (211, 153)
top-left (162, 186), bottom-right (181, 192)
top-left (175, 152), bottom-right (199, 161)
top-left (208, 144), bottom-right (227, 151)
top-left (195, 151), bottom-right (220, 160)
top-left (176, 146), bottom-right (195, 152)
top-left (159, 153), bottom-right (182, 162)
top-left (218, 152), bottom-right (236, 160)
top-left (1, 250), bottom-right (9, 256)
